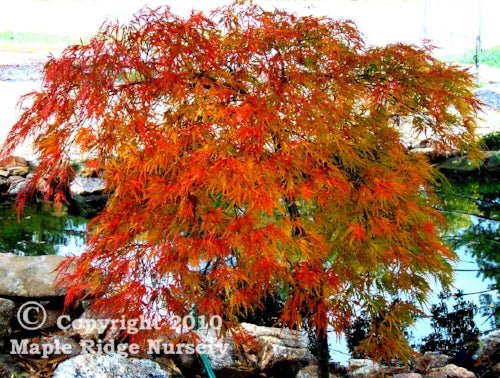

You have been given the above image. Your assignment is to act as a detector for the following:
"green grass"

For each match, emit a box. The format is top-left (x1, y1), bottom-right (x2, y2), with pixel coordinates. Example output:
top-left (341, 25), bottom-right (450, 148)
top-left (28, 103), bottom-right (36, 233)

top-left (0, 31), bottom-right (87, 52)
top-left (449, 46), bottom-right (500, 69)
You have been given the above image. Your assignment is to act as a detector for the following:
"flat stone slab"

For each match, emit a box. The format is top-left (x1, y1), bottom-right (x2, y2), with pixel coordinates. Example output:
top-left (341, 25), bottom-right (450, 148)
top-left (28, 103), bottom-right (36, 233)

top-left (0, 254), bottom-right (70, 297)
top-left (437, 151), bottom-right (500, 174)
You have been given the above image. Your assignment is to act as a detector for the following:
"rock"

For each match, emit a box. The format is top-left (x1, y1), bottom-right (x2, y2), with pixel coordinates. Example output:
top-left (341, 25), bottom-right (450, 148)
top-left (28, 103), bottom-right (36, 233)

top-left (240, 322), bottom-right (313, 371)
top-left (7, 178), bottom-right (26, 196)
top-left (0, 298), bottom-right (15, 344)
top-left (347, 359), bottom-right (381, 377)
top-left (384, 366), bottom-right (411, 375)
top-left (492, 362), bottom-right (500, 376)
top-left (484, 150), bottom-right (500, 172)
top-left (393, 374), bottom-right (423, 378)
top-left (0, 170), bottom-right (9, 177)
top-left (427, 363), bottom-right (475, 378)
top-left (53, 353), bottom-right (170, 378)
top-left (437, 151), bottom-right (500, 175)
top-left (7, 175), bottom-right (24, 184)
top-left (437, 155), bottom-right (478, 174)
top-left (153, 356), bottom-right (183, 377)
top-left (69, 177), bottom-right (108, 216)
top-left (37, 307), bottom-right (66, 330)
top-left (45, 335), bottom-right (82, 357)
top-left (7, 165), bottom-right (30, 176)
top-left (476, 330), bottom-right (500, 377)
top-left (414, 352), bottom-right (451, 374)
top-left (65, 309), bottom-right (109, 340)
top-left (0, 156), bottom-right (28, 168)
top-left (70, 177), bottom-right (106, 196)
top-left (296, 365), bottom-right (337, 378)
top-left (409, 147), bottom-right (437, 158)
top-left (195, 327), bottom-right (237, 371)
top-left (0, 253), bottom-right (70, 297)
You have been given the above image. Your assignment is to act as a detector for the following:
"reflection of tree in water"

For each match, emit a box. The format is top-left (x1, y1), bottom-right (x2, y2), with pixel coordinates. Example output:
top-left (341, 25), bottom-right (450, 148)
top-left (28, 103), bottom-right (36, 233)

top-left (0, 202), bottom-right (88, 256)
top-left (435, 176), bottom-right (500, 330)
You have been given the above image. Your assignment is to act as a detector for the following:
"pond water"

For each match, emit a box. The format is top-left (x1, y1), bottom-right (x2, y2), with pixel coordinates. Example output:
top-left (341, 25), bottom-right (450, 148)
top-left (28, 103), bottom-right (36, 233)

top-left (0, 176), bottom-right (498, 361)
top-left (0, 201), bottom-right (88, 256)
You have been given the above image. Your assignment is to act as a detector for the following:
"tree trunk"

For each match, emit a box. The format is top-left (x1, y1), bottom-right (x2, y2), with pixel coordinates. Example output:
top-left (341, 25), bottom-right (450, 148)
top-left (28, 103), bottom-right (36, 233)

top-left (316, 328), bottom-right (330, 378)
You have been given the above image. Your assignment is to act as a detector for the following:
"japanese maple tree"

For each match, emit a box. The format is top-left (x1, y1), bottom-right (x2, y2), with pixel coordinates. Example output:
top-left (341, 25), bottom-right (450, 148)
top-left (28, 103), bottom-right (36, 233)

top-left (1, 1), bottom-right (481, 372)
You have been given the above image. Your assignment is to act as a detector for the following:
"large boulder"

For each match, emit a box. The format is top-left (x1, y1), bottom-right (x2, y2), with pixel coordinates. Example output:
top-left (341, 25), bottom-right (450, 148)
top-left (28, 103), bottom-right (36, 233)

top-left (69, 177), bottom-right (107, 216)
top-left (346, 359), bottom-right (381, 377)
top-left (69, 177), bottom-right (106, 196)
top-left (178, 322), bottom-right (313, 374)
top-left (437, 151), bottom-right (500, 175)
top-left (414, 352), bottom-right (451, 374)
top-left (0, 298), bottom-right (15, 348)
top-left (0, 254), bottom-right (69, 297)
top-left (239, 322), bottom-right (313, 371)
top-left (476, 330), bottom-right (500, 377)
top-left (53, 354), bottom-right (170, 378)
top-left (427, 363), bottom-right (475, 378)
top-left (195, 327), bottom-right (237, 371)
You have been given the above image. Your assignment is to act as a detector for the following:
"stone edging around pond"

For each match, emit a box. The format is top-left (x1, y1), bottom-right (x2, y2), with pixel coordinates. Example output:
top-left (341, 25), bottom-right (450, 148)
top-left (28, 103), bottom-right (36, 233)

top-left (0, 156), bottom-right (107, 216)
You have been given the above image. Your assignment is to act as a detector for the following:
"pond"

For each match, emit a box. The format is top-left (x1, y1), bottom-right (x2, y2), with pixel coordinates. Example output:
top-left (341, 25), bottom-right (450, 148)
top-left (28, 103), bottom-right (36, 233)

top-left (0, 201), bottom-right (88, 256)
top-left (0, 175), bottom-right (498, 360)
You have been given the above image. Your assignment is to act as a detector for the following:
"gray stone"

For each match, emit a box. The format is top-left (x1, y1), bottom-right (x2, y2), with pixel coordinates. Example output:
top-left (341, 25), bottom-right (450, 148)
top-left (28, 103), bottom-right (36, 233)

top-left (427, 363), bottom-right (475, 378)
top-left (240, 322), bottom-right (313, 370)
top-left (69, 177), bottom-right (108, 216)
top-left (409, 147), bottom-right (437, 158)
top-left (485, 150), bottom-right (500, 172)
top-left (437, 151), bottom-right (500, 175)
top-left (7, 178), bottom-right (26, 196)
top-left (296, 365), bottom-right (337, 378)
top-left (7, 175), bottom-right (24, 183)
top-left (53, 354), bottom-right (170, 378)
top-left (195, 327), bottom-right (237, 371)
top-left (393, 374), bottom-right (423, 378)
top-left (70, 177), bottom-right (106, 196)
top-left (0, 253), bottom-right (70, 297)
top-left (0, 298), bottom-right (15, 340)
top-left (347, 359), bottom-right (381, 377)
top-left (476, 329), bottom-right (500, 373)
top-left (65, 309), bottom-right (110, 340)
top-left (414, 352), bottom-right (451, 374)
top-left (437, 155), bottom-right (478, 173)
top-left (492, 362), bottom-right (500, 375)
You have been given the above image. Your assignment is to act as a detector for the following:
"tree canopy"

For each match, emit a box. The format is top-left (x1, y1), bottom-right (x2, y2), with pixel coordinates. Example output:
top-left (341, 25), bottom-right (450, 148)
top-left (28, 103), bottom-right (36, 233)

top-left (1, 1), bottom-right (481, 363)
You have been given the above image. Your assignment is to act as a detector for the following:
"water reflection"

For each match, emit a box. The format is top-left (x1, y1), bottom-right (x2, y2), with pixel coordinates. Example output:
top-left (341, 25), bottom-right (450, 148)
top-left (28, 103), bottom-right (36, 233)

top-left (0, 201), bottom-right (88, 256)
top-left (436, 175), bottom-right (500, 331)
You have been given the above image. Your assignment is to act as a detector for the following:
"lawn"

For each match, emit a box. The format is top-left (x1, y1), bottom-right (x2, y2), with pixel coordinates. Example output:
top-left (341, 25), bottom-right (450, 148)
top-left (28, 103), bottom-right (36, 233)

top-left (0, 31), bottom-right (86, 52)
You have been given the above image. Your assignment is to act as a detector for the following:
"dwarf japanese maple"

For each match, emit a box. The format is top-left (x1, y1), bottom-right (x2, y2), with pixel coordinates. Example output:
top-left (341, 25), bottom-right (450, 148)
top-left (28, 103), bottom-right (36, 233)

top-left (1, 0), bottom-right (481, 369)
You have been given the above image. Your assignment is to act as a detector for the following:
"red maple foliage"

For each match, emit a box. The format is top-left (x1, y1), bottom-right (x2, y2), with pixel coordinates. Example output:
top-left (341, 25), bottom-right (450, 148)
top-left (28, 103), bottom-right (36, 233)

top-left (1, 1), bottom-right (481, 367)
